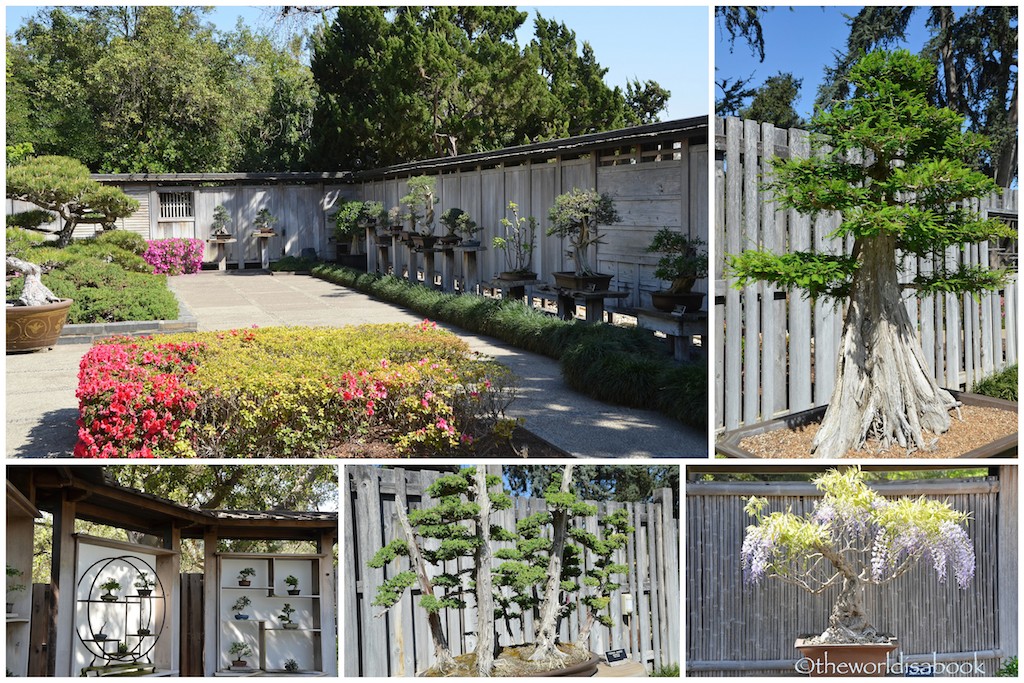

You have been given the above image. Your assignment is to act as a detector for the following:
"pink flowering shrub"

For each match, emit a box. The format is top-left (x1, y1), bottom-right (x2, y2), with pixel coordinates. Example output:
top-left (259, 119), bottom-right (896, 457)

top-left (143, 238), bottom-right (205, 275)
top-left (74, 322), bottom-right (518, 457)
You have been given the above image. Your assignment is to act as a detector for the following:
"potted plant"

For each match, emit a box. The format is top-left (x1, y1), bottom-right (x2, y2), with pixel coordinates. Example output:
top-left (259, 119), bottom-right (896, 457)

top-left (646, 229), bottom-right (708, 312)
top-left (6, 229), bottom-right (73, 353)
top-left (232, 595), bottom-right (252, 620)
top-left (99, 579), bottom-right (121, 602)
top-left (237, 567), bottom-right (256, 587)
top-left (741, 468), bottom-right (975, 677)
top-left (284, 575), bottom-right (300, 596)
top-left (253, 208), bottom-right (278, 237)
top-left (134, 571), bottom-right (155, 597)
top-left (547, 188), bottom-right (619, 291)
top-left (94, 622), bottom-right (109, 641)
top-left (229, 642), bottom-right (253, 669)
top-left (137, 626), bottom-right (151, 636)
top-left (493, 202), bottom-right (538, 280)
top-left (725, 50), bottom-right (1017, 458)
top-left (279, 603), bottom-right (299, 630)
top-left (6, 565), bottom-right (25, 613)
top-left (210, 205), bottom-right (232, 239)
top-left (400, 176), bottom-right (439, 249)
top-left (284, 658), bottom-right (300, 673)
top-left (369, 465), bottom-right (627, 677)
top-left (333, 200), bottom-right (378, 271)
top-left (438, 207), bottom-right (477, 247)
top-left (385, 206), bottom-right (404, 235)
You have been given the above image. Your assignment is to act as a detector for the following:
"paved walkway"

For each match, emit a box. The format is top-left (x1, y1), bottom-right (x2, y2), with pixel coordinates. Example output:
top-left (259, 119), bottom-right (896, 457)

top-left (6, 271), bottom-right (707, 458)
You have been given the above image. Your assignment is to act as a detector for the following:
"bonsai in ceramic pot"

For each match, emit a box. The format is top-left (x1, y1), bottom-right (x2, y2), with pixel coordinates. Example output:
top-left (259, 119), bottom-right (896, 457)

top-left (279, 603), bottom-right (299, 630)
top-left (229, 641), bottom-right (253, 669)
top-left (134, 571), bottom-right (155, 597)
top-left (232, 595), bottom-right (252, 620)
top-left (283, 658), bottom-right (300, 673)
top-left (493, 202), bottom-right (537, 280)
top-left (400, 175), bottom-right (440, 249)
top-left (439, 207), bottom-right (479, 247)
top-left (210, 205), bottom-right (232, 239)
top-left (6, 226), bottom-right (73, 353)
top-left (253, 208), bottom-right (278, 237)
top-left (285, 575), bottom-right (300, 596)
top-left (547, 189), bottom-right (620, 291)
top-left (99, 579), bottom-right (121, 602)
top-left (646, 229), bottom-right (708, 312)
top-left (237, 567), bottom-right (256, 587)
top-left (728, 50), bottom-right (1017, 458)
top-left (334, 200), bottom-right (384, 257)
top-left (369, 465), bottom-right (630, 677)
top-left (741, 468), bottom-right (975, 677)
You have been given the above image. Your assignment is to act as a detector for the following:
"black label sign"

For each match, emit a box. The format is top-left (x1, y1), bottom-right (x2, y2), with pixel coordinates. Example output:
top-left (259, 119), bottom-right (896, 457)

top-left (605, 649), bottom-right (628, 664)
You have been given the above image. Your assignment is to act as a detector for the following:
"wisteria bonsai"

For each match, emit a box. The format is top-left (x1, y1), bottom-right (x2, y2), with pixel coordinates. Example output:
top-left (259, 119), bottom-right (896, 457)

top-left (741, 468), bottom-right (975, 644)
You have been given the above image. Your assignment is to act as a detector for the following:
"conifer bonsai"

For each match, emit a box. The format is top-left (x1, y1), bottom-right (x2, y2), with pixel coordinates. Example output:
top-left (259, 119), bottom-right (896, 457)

top-left (547, 189), bottom-right (619, 281)
top-left (729, 49), bottom-right (1016, 458)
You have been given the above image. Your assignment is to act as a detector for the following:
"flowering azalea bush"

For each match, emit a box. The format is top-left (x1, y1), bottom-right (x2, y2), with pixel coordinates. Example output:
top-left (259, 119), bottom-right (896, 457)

top-left (75, 321), bottom-right (518, 457)
top-left (143, 238), bottom-right (204, 275)
top-left (741, 468), bottom-right (975, 644)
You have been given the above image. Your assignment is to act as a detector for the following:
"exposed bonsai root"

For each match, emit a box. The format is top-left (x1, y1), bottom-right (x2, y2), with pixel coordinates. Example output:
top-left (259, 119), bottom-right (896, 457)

top-left (812, 237), bottom-right (957, 459)
top-left (6, 256), bottom-right (60, 307)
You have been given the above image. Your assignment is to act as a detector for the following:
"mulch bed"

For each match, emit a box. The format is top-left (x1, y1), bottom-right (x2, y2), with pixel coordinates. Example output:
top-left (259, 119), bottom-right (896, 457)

top-left (325, 426), bottom-right (570, 458)
top-left (423, 643), bottom-right (591, 677)
top-left (739, 405), bottom-right (1017, 459)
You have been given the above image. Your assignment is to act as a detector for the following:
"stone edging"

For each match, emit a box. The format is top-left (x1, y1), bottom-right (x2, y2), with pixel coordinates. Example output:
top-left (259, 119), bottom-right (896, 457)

top-left (57, 287), bottom-right (198, 345)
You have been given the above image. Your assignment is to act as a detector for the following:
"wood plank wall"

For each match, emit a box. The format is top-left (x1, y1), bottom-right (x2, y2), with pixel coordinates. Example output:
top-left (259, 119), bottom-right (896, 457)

top-left (345, 467), bottom-right (680, 677)
top-left (685, 474), bottom-right (1014, 677)
top-left (715, 116), bottom-right (1019, 431)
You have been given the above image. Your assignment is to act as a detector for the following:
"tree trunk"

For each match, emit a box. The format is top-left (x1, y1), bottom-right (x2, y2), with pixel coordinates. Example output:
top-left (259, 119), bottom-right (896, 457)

top-left (812, 235), bottom-right (957, 458)
top-left (529, 465), bottom-right (574, 664)
top-left (473, 467), bottom-right (495, 676)
top-left (995, 79), bottom-right (1017, 188)
top-left (6, 256), bottom-right (60, 306)
top-left (55, 212), bottom-right (78, 248)
top-left (819, 575), bottom-right (880, 643)
top-left (393, 490), bottom-right (455, 673)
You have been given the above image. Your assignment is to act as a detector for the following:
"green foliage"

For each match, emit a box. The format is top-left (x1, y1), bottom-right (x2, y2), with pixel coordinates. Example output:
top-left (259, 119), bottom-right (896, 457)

top-left (368, 540), bottom-right (410, 569)
top-left (739, 71), bottom-right (805, 128)
top-left (996, 656), bottom-right (1018, 677)
top-left (439, 208), bottom-right (480, 237)
top-left (729, 251), bottom-right (858, 299)
top-left (494, 202), bottom-right (537, 274)
top-left (651, 664), bottom-right (681, 677)
top-left (400, 176), bottom-right (438, 235)
top-left (211, 205), bottom-right (231, 236)
top-left (333, 200), bottom-right (365, 239)
top-left (971, 365), bottom-right (1018, 402)
top-left (269, 255), bottom-right (318, 272)
top-left (547, 189), bottom-right (619, 276)
top-left (5, 227), bottom-right (46, 260)
top-left (231, 595), bottom-right (251, 612)
top-left (6, 142), bottom-right (35, 166)
top-left (6, 209), bottom-right (54, 232)
top-left (253, 208), bottom-right (277, 233)
top-left (92, 229), bottom-right (147, 256)
top-left (372, 571), bottom-right (417, 609)
top-left (228, 641), bottom-right (252, 658)
top-left (647, 229), bottom-right (708, 293)
top-left (312, 264), bottom-right (704, 429)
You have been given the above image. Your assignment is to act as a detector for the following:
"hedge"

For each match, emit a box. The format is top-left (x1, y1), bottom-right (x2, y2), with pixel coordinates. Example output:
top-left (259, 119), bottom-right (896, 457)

top-left (312, 264), bottom-right (707, 429)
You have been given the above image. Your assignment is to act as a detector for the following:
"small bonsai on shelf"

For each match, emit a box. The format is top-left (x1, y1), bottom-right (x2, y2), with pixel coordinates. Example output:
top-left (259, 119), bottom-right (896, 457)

top-left (99, 579), bottom-right (121, 602)
top-left (493, 202), bottom-right (537, 279)
top-left (94, 621), bottom-right (109, 641)
top-left (547, 189), bottom-right (619, 281)
top-left (439, 207), bottom-right (479, 246)
top-left (646, 229), bottom-right (708, 312)
top-left (232, 595), bottom-right (252, 620)
top-left (741, 468), bottom-right (975, 647)
top-left (285, 575), bottom-right (300, 595)
top-left (116, 641), bottom-right (129, 656)
top-left (134, 571), bottom-right (155, 597)
top-left (237, 567), bottom-right (256, 586)
top-left (284, 658), bottom-right (300, 673)
top-left (6, 565), bottom-right (25, 613)
top-left (210, 205), bottom-right (232, 238)
top-left (253, 208), bottom-right (278, 236)
top-left (279, 603), bottom-right (298, 629)
top-left (229, 641), bottom-right (253, 668)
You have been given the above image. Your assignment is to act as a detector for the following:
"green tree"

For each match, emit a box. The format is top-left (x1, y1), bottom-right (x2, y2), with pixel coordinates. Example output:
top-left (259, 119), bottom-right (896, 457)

top-left (716, 6), bottom-right (770, 62)
top-left (5, 155), bottom-right (138, 247)
top-left (739, 72), bottom-right (805, 128)
top-left (729, 50), bottom-right (1016, 458)
top-left (817, 6), bottom-right (1017, 186)
top-left (505, 466), bottom-right (679, 503)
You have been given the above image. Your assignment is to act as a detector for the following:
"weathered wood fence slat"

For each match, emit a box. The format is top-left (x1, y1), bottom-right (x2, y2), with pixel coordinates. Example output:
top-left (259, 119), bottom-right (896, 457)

top-left (345, 467), bottom-right (680, 677)
top-left (715, 116), bottom-right (1019, 431)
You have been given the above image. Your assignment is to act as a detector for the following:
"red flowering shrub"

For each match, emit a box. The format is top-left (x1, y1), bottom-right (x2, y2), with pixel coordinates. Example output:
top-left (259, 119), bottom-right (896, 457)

top-left (74, 323), bottom-right (518, 457)
top-left (143, 238), bottom-right (204, 275)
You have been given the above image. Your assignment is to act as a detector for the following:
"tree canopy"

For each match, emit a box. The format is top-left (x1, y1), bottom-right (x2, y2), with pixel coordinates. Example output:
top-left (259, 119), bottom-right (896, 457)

top-left (504, 465), bottom-right (678, 503)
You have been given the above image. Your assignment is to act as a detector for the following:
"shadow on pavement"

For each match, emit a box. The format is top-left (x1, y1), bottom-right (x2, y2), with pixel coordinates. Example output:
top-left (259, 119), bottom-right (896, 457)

top-left (11, 408), bottom-right (78, 458)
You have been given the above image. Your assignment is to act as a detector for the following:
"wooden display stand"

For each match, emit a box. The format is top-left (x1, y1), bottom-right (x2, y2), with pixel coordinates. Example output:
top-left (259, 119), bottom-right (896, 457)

top-left (536, 285), bottom-right (630, 324)
top-left (6, 482), bottom-right (40, 678)
top-left (635, 308), bottom-right (708, 362)
top-left (253, 231), bottom-right (278, 270)
top-left (208, 237), bottom-right (237, 272)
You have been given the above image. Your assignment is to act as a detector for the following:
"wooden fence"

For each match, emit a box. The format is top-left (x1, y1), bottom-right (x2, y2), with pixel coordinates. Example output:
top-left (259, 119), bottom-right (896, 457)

top-left (179, 573), bottom-right (204, 677)
top-left (344, 467), bottom-right (680, 677)
top-left (714, 116), bottom-right (1019, 431)
top-left (685, 467), bottom-right (1018, 677)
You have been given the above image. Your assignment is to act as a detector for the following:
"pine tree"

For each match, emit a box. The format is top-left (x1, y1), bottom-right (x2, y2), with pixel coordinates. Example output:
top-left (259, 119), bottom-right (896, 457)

top-left (730, 50), bottom-right (1016, 458)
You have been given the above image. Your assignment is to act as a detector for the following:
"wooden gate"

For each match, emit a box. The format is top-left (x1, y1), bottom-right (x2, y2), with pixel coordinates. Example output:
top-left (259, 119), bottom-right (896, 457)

top-left (179, 573), bottom-right (204, 676)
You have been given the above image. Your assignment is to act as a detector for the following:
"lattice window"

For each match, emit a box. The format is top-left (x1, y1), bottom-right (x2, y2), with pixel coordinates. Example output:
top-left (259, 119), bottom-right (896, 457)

top-left (987, 209), bottom-right (1018, 272)
top-left (158, 191), bottom-right (194, 219)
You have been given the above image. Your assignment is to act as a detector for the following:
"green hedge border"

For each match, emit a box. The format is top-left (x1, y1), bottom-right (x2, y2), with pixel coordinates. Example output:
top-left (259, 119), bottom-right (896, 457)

top-left (312, 264), bottom-right (707, 430)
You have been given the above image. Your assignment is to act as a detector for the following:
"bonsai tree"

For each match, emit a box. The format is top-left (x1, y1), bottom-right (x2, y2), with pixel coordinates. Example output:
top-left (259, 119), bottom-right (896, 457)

top-left (100, 579), bottom-right (121, 600)
top-left (254, 208), bottom-right (277, 235)
top-left (333, 200), bottom-right (366, 254)
top-left (547, 189), bottom-right (620, 277)
top-left (232, 595), bottom-right (252, 618)
top-left (284, 575), bottom-right (300, 594)
top-left (278, 603), bottom-right (297, 628)
top-left (237, 567), bottom-right (256, 586)
top-left (386, 206), bottom-right (404, 229)
top-left (647, 229), bottom-right (708, 294)
top-left (571, 507), bottom-right (633, 648)
top-left (400, 175), bottom-right (439, 236)
top-left (134, 571), bottom-right (155, 596)
top-left (5, 155), bottom-right (138, 247)
top-left (494, 202), bottom-right (537, 276)
top-left (729, 49), bottom-right (1015, 458)
top-left (741, 468), bottom-right (975, 644)
top-left (228, 641), bottom-right (253, 667)
top-left (211, 205), bottom-right (232, 238)
top-left (284, 658), bottom-right (300, 672)
top-left (95, 621), bottom-right (109, 640)
top-left (6, 565), bottom-right (25, 612)
top-left (439, 207), bottom-right (480, 243)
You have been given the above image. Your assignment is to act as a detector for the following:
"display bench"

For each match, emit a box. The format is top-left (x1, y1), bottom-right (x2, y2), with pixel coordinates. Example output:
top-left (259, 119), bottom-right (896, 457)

top-left (6, 482), bottom-right (40, 677)
top-left (215, 554), bottom-right (330, 676)
top-left (72, 536), bottom-right (179, 677)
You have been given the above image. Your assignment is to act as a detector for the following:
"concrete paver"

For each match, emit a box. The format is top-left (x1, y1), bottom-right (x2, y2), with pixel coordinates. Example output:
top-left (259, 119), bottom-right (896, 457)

top-left (6, 271), bottom-right (708, 458)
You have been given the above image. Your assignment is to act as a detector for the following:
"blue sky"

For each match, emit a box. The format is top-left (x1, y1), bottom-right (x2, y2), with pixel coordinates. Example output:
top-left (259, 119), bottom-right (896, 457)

top-left (715, 6), bottom-right (942, 119)
top-left (5, 5), bottom-right (708, 121)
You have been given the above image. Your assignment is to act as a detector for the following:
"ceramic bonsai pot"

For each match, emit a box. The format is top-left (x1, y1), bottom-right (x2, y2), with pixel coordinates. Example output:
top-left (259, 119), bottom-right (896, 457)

top-left (287, 589), bottom-right (300, 596)
top-left (234, 614), bottom-right (249, 620)
top-left (499, 271), bottom-right (538, 282)
top-left (136, 589), bottom-right (152, 597)
top-left (231, 659), bottom-right (248, 669)
top-left (651, 290), bottom-right (705, 312)
top-left (717, 391), bottom-right (1017, 458)
top-left (6, 298), bottom-right (73, 353)
top-left (795, 637), bottom-right (897, 677)
top-left (283, 623), bottom-right (299, 630)
top-left (459, 239), bottom-right (482, 248)
top-left (412, 234), bottom-right (439, 250)
top-left (536, 653), bottom-right (601, 677)
top-left (552, 272), bottom-right (612, 292)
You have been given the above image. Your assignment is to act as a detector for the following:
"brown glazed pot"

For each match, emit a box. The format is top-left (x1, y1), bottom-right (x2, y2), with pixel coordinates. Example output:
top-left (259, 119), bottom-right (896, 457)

top-left (552, 272), bottom-right (613, 292)
top-left (6, 298), bottom-right (73, 353)
top-left (795, 638), bottom-right (897, 677)
top-left (650, 290), bottom-right (705, 312)
top-left (535, 653), bottom-right (601, 677)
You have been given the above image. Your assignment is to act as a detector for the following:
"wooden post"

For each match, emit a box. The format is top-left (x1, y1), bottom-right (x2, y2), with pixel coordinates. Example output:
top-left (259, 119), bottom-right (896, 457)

top-left (202, 527), bottom-right (218, 676)
top-left (422, 250), bottom-right (437, 289)
top-left (997, 465), bottom-right (1018, 665)
top-left (365, 226), bottom-right (378, 274)
top-left (318, 529), bottom-right (338, 676)
top-left (51, 493), bottom-right (76, 677)
top-left (154, 523), bottom-right (181, 673)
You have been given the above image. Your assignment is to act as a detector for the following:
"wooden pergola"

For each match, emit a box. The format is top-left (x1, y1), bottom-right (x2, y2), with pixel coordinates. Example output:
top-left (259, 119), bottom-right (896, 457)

top-left (6, 466), bottom-right (338, 677)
